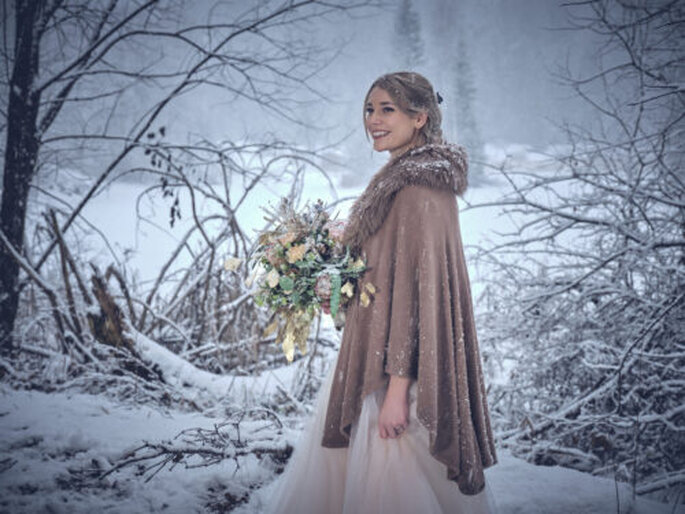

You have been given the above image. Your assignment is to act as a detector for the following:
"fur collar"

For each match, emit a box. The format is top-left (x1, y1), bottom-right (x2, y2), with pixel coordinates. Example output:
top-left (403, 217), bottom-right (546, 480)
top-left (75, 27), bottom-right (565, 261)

top-left (342, 143), bottom-right (468, 253)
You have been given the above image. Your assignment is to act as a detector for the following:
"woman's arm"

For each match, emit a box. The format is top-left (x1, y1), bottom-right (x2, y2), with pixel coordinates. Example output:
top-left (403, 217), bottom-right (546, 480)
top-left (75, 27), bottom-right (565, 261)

top-left (378, 375), bottom-right (412, 439)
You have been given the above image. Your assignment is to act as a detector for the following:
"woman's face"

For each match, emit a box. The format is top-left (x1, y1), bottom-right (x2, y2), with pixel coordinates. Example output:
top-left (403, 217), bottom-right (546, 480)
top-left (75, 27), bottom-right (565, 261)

top-left (365, 87), bottom-right (426, 157)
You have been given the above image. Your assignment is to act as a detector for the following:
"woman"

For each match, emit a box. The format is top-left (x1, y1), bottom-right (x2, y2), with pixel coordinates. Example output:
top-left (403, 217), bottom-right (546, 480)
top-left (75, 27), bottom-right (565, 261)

top-left (249, 72), bottom-right (499, 514)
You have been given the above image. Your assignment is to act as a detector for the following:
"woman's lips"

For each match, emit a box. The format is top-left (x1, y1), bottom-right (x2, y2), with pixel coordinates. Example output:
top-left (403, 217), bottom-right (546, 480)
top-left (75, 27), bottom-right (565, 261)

top-left (371, 130), bottom-right (389, 140)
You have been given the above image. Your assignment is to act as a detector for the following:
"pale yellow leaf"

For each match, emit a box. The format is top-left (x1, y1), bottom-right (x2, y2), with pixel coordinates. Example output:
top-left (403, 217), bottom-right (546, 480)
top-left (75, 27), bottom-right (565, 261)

top-left (286, 243), bottom-right (307, 264)
top-left (341, 281), bottom-right (354, 297)
top-left (282, 330), bottom-right (295, 363)
top-left (266, 269), bottom-right (280, 288)
top-left (262, 318), bottom-right (279, 338)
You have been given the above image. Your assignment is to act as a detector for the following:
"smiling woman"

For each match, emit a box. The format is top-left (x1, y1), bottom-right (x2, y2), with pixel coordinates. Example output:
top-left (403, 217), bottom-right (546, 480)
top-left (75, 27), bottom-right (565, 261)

top-left (365, 87), bottom-right (427, 158)
top-left (248, 72), bottom-right (499, 514)
top-left (364, 72), bottom-right (444, 154)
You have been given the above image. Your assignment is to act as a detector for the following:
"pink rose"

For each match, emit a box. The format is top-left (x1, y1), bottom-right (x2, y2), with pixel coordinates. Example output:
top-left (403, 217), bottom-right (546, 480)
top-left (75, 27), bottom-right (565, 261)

top-left (324, 220), bottom-right (346, 243)
top-left (265, 244), bottom-right (283, 266)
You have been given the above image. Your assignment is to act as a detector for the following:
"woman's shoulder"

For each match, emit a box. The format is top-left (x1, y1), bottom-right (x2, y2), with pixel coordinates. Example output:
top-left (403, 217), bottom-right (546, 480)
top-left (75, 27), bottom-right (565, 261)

top-left (395, 183), bottom-right (455, 201)
top-left (402, 141), bottom-right (468, 166)
top-left (392, 184), bottom-right (457, 220)
top-left (392, 142), bottom-right (468, 196)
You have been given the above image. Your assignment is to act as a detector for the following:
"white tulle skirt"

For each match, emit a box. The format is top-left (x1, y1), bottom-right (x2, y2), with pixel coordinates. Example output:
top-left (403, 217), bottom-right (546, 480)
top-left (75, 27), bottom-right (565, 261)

top-left (247, 362), bottom-right (499, 514)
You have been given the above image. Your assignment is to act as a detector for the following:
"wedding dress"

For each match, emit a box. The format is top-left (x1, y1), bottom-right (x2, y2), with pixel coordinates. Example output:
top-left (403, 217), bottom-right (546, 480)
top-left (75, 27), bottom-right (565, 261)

top-left (242, 358), bottom-right (499, 514)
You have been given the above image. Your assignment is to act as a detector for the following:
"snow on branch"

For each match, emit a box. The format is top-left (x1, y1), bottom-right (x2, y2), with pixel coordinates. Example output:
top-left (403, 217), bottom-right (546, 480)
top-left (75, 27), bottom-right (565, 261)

top-left (101, 408), bottom-right (290, 482)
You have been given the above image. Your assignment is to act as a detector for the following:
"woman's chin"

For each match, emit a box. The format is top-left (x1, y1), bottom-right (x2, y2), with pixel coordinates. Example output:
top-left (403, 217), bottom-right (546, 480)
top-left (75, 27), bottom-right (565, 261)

top-left (372, 142), bottom-right (389, 153)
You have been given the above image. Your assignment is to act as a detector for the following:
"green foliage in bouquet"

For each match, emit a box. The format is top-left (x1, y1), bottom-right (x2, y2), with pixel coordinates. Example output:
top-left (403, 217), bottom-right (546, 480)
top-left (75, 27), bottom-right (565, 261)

top-left (249, 198), bottom-right (371, 362)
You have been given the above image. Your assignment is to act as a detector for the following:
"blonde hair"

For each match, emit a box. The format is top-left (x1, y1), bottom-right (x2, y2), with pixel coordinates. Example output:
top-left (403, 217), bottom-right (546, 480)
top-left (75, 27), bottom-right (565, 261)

top-left (363, 71), bottom-right (443, 145)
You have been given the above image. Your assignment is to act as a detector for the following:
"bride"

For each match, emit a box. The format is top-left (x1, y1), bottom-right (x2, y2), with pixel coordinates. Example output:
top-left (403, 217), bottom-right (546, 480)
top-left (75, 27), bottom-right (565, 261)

top-left (244, 71), bottom-right (499, 514)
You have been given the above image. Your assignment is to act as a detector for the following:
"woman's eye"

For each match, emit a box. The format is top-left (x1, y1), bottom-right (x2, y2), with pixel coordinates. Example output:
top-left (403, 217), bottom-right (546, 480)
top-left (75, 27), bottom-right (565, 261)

top-left (382, 107), bottom-right (395, 113)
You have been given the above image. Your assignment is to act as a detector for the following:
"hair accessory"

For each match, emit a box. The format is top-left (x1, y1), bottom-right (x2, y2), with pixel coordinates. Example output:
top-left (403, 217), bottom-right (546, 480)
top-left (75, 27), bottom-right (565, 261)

top-left (436, 92), bottom-right (444, 104)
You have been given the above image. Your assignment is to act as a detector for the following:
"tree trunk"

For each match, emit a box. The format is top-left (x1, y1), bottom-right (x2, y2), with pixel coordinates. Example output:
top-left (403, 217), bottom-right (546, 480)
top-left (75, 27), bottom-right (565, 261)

top-left (0, 0), bottom-right (45, 352)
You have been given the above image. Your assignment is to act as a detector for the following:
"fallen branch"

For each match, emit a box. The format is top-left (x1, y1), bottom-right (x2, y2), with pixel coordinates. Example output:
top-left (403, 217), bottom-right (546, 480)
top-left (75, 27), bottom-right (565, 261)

top-left (101, 408), bottom-right (289, 482)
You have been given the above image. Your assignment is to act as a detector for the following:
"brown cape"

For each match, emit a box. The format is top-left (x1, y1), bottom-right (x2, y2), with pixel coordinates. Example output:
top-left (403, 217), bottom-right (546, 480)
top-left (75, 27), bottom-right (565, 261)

top-left (321, 143), bottom-right (498, 495)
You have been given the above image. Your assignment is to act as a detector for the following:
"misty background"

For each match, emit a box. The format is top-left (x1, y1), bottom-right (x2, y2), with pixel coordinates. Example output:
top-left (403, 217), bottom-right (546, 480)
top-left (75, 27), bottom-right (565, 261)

top-left (178, 0), bottom-right (601, 148)
top-left (175, 0), bottom-right (602, 175)
top-left (35, 0), bottom-right (604, 187)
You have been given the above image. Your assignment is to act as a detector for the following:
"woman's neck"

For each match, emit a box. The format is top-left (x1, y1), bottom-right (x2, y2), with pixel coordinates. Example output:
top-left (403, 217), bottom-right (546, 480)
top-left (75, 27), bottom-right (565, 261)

top-left (389, 144), bottom-right (414, 160)
top-left (389, 134), bottom-right (427, 160)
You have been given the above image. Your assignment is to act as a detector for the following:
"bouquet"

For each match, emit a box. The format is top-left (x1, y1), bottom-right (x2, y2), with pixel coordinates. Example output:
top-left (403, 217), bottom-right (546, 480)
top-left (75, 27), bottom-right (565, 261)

top-left (248, 198), bottom-right (375, 362)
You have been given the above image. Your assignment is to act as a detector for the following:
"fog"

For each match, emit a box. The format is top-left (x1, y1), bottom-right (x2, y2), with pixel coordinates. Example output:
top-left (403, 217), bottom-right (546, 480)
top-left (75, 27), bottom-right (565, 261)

top-left (18, 0), bottom-right (607, 188)
top-left (137, 0), bottom-right (603, 169)
top-left (312, 0), bottom-right (602, 147)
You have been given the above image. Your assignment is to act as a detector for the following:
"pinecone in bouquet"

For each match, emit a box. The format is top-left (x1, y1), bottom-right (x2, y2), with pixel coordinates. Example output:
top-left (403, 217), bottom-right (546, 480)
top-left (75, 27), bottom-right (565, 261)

top-left (249, 198), bottom-right (373, 361)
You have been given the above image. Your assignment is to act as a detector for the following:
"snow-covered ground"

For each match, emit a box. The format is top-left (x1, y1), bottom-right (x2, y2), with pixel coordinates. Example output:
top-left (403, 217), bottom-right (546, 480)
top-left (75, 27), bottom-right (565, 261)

top-left (1, 380), bottom-right (682, 514)
top-left (4, 143), bottom-right (681, 513)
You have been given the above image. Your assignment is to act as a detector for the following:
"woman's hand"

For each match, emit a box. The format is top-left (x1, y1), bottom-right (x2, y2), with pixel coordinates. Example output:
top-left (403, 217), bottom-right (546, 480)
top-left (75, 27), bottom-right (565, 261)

top-left (378, 375), bottom-right (412, 439)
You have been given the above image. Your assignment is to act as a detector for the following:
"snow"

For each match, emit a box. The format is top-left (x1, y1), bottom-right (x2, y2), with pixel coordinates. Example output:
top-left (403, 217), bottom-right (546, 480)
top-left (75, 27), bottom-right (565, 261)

top-left (0, 384), bottom-right (238, 513)
top-left (130, 326), bottom-right (299, 407)
top-left (489, 450), bottom-right (682, 514)
top-left (1, 383), bottom-right (681, 513)
top-left (5, 143), bottom-right (680, 512)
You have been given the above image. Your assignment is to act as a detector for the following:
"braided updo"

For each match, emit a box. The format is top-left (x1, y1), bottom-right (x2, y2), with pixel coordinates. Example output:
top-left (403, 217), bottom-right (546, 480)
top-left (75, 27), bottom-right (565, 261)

top-left (363, 71), bottom-right (444, 145)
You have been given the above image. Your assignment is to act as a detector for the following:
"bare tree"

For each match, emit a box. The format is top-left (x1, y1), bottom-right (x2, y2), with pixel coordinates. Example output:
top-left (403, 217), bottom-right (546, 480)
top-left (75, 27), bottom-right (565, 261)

top-left (128, 134), bottom-right (341, 373)
top-left (452, 24), bottom-right (485, 183)
top-left (429, 0), bottom-right (485, 182)
top-left (393, 0), bottom-right (424, 69)
top-left (0, 0), bottom-right (367, 353)
top-left (471, 0), bottom-right (684, 502)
